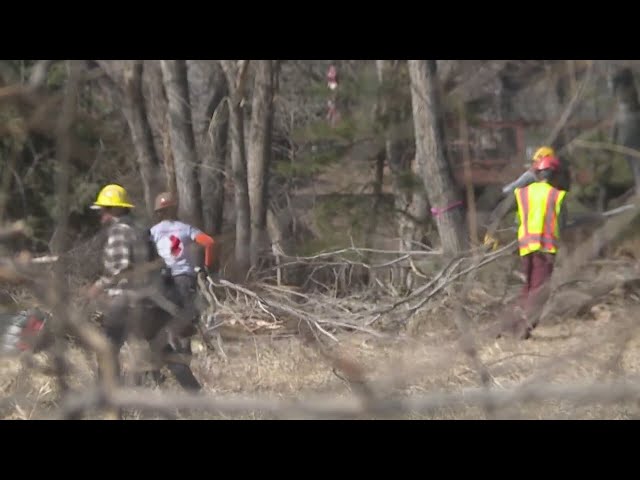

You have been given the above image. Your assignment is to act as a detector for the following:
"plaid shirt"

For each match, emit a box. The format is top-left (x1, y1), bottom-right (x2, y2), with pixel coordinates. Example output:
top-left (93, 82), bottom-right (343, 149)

top-left (95, 216), bottom-right (148, 296)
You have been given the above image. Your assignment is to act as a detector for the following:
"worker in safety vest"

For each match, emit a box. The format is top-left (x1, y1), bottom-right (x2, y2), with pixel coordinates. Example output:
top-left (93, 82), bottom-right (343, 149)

top-left (510, 154), bottom-right (568, 339)
top-left (484, 145), bottom-right (570, 250)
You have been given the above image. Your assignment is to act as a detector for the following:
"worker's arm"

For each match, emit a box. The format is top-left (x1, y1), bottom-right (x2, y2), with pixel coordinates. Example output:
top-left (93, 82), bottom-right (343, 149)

top-left (502, 169), bottom-right (536, 195)
top-left (559, 201), bottom-right (568, 232)
top-left (194, 232), bottom-right (215, 269)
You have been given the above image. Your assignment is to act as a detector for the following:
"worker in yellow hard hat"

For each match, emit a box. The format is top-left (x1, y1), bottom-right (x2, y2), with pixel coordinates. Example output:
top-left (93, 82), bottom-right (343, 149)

top-left (531, 146), bottom-right (555, 166)
top-left (87, 184), bottom-right (139, 295)
top-left (90, 183), bottom-right (135, 211)
top-left (85, 185), bottom-right (146, 390)
top-left (484, 146), bottom-right (568, 250)
top-left (85, 184), bottom-right (202, 393)
top-left (509, 154), bottom-right (568, 339)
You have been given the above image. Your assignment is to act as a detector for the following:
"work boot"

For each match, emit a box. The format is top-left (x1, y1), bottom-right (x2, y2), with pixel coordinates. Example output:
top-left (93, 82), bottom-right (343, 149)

top-left (169, 363), bottom-right (202, 391)
top-left (495, 307), bottom-right (526, 339)
top-left (515, 317), bottom-right (535, 340)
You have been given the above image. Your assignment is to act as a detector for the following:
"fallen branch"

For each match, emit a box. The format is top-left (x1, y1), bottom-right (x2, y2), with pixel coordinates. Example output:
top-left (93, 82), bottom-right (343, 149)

top-left (55, 377), bottom-right (640, 420)
top-left (403, 241), bottom-right (517, 322)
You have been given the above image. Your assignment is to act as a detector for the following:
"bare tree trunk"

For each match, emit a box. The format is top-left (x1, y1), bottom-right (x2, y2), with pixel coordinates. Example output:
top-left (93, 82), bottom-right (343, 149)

top-left (160, 60), bottom-right (203, 227)
top-left (365, 60), bottom-right (389, 253)
top-left (376, 59), bottom-right (430, 289)
top-left (204, 84), bottom-right (229, 236)
top-left (365, 150), bottom-right (385, 248)
top-left (141, 61), bottom-right (173, 195)
top-left (458, 101), bottom-right (478, 245)
top-left (408, 59), bottom-right (467, 254)
top-left (247, 60), bottom-right (278, 269)
top-left (162, 109), bottom-right (177, 195)
top-left (51, 61), bottom-right (79, 255)
top-left (97, 60), bottom-right (162, 218)
top-left (187, 61), bottom-right (228, 235)
top-left (221, 60), bottom-right (252, 277)
top-left (611, 67), bottom-right (640, 194)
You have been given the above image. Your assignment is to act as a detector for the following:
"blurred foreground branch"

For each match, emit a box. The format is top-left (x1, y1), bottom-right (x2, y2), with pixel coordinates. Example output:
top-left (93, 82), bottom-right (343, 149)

top-left (56, 377), bottom-right (640, 420)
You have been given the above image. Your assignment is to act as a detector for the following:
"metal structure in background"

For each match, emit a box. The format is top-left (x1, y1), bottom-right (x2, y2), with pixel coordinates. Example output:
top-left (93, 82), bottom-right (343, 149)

top-left (445, 117), bottom-right (613, 189)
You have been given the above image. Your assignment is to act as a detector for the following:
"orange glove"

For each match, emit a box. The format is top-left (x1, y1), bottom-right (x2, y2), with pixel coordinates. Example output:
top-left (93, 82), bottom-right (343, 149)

top-left (195, 233), bottom-right (215, 269)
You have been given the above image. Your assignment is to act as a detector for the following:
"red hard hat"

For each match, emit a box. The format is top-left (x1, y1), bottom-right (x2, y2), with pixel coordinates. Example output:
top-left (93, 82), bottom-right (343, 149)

top-left (535, 155), bottom-right (560, 172)
top-left (154, 191), bottom-right (177, 211)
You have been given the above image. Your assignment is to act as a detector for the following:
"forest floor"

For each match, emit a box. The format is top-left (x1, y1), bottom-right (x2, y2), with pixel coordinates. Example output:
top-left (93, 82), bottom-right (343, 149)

top-left (2, 249), bottom-right (640, 420)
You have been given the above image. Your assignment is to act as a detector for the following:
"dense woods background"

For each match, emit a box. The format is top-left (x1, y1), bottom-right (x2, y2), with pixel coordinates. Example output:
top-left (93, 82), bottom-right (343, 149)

top-left (3, 60), bottom-right (640, 420)
top-left (2, 60), bottom-right (639, 281)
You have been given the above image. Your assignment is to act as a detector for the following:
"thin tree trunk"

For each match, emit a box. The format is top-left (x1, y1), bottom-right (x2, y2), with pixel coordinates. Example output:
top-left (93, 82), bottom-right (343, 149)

top-left (221, 60), bottom-right (251, 277)
top-left (141, 61), bottom-right (172, 196)
top-left (611, 67), bottom-right (640, 194)
top-left (205, 85), bottom-right (229, 236)
top-left (366, 150), bottom-right (385, 247)
top-left (365, 60), bottom-right (388, 252)
top-left (376, 59), bottom-right (429, 289)
top-left (121, 60), bottom-right (162, 218)
top-left (162, 108), bottom-right (177, 195)
top-left (408, 59), bottom-right (467, 254)
top-left (229, 98), bottom-right (250, 275)
top-left (188, 61), bottom-right (228, 235)
top-left (459, 101), bottom-right (478, 245)
top-left (160, 60), bottom-right (203, 227)
top-left (247, 60), bottom-right (278, 268)
top-left (51, 61), bottom-right (79, 255)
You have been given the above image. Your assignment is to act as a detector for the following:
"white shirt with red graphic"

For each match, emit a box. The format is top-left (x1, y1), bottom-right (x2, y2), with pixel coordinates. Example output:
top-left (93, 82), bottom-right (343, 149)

top-left (150, 220), bottom-right (203, 277)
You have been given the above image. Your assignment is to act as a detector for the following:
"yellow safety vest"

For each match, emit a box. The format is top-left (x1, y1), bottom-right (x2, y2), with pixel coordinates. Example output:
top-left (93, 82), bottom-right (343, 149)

top-left (514, 181), bottom-right (567, 257)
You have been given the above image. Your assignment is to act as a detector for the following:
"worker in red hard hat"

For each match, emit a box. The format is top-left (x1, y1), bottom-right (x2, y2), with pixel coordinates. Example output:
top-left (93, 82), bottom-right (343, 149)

top-left (501, 146), bottom-right (570, 195)
top-left (149, 191), bottom-right (216, 390)
top-left (485, 145), bottom-right (571, 250)
top-left (500, 153), bottom-right (568, 339)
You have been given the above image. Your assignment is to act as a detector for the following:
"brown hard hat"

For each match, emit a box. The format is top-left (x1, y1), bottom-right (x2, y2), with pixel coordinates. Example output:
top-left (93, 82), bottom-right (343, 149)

top-left (154, 191), bottom-right (177, 211)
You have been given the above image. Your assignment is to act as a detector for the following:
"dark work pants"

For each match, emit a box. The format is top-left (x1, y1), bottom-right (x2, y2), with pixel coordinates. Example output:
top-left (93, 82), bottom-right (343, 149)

top-left (520, 252), bottom-right (555, 315)
top-left (161, 274), bottom-right (201, 391)
top-left (173, 275), bottom-right (198, 324)
top-left (100, 290), bottom-right (201, 392)
top-left (499, 251), bottom-right (556, 338)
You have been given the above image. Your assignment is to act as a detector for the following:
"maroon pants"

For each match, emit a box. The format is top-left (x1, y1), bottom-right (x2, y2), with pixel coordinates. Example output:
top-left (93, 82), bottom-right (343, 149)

top-left (520, 252), bottom-right (555, 317)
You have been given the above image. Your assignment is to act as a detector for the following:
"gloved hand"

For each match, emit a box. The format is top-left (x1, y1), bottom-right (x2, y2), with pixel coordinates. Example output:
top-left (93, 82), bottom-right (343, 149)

top-left (194, 266), bottom-right (208, 276)
top-left (483, 233), bottom-right (499, 251)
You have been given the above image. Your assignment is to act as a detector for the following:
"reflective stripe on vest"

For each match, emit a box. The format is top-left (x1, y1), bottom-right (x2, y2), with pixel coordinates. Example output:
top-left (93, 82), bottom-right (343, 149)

top-left (515, 182), bottom-right (566, 256)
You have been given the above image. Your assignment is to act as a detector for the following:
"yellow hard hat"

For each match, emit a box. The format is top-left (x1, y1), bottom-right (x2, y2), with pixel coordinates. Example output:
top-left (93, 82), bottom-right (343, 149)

top-left (532, 146), bottom-right (555, 163)
top-left (90, 184), bottom-right (134, 209)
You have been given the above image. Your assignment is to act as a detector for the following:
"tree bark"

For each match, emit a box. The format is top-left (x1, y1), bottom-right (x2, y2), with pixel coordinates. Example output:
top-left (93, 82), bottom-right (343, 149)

top-left (187, 61), bottom-right (228, 235)
top-left (160, 59), bottom-right (203, 227)
top-left (611, 67), bottom-right (640, 194)
top-left (376, 60), bottom-right (427, 287)
top-left (141, 61), bottom-right (173, 195)
top-left (205, 85), bottom-right (228, 236)
top-left (376, 59), bottom-right (430, 288)
top-left (247, 60), bottom-right (278, 268)
top-left (123, 61), bottom-right (162, 217)
top-left (221, 60), bottom-right (252, 276)
top-left (408, 60), bottom-right (467, 254)
top-left (162, 107), bottom-right (177, 195)
top-left (97, 60), bottom-right (162, 218)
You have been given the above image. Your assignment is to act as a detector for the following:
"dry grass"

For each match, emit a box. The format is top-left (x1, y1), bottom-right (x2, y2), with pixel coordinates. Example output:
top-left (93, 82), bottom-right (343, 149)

top-left (2, 288), bottom-right (640, 420)
top-left (2, 216), bottom-right (640, 420)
